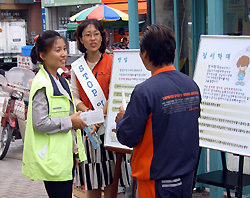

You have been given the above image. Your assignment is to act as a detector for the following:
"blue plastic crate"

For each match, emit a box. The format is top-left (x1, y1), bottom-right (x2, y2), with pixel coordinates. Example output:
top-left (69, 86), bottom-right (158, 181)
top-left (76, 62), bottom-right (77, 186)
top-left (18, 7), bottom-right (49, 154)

top-left (21, 46), bottom-right (33, 57)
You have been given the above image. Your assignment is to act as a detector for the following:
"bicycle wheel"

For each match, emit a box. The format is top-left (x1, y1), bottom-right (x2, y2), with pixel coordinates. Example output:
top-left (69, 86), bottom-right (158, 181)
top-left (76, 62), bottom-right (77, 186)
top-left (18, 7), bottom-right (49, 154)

top-left (0, 123), bottom-right (13, 160)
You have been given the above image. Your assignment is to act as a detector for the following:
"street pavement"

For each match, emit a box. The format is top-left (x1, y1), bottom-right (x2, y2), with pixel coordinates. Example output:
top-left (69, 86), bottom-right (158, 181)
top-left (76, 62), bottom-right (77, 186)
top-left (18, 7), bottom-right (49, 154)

top-left (0, 139), bottom-right (232, 198)
top-left (0, 140), bottom-right (48, 198)
top-left (0, 90), bottom-right (233, 198)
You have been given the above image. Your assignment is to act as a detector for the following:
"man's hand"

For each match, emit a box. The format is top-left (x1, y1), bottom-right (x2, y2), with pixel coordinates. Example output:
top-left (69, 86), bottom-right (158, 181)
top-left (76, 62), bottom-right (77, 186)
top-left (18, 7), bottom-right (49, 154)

top-left (70, 111), bottom-right (88, 130)
top-left (115, 106), bottom-right (125, 122)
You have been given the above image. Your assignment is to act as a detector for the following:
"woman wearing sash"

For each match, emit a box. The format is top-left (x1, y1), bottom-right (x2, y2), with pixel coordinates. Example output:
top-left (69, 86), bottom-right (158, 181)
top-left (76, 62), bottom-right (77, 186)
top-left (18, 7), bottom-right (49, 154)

top-left (71, 19), bottom-right (131, 198)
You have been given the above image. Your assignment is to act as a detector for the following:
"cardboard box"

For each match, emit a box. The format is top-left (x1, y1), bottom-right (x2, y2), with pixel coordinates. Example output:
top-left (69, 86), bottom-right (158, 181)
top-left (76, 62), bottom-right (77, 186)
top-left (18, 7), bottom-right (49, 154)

top-left (73, 186), bottom-right (88, 198)
top-left (72, 186), bottom-right (126, 198)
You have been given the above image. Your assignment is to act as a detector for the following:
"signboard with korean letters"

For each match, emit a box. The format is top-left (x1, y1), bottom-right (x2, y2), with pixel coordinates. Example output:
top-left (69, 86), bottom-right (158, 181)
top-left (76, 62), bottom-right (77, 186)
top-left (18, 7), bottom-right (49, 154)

top-left (105, 49), bottom-right (151, 150)
top-left (17, 55), bottom-right (36, 70)
top-left (193, 35), bottom-right (250, 156)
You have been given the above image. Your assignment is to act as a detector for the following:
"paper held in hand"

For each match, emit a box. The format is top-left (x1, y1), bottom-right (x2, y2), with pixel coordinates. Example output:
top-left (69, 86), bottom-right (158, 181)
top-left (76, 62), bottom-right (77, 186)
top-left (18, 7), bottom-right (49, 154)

top-left (79, 109), bottom-right (104, 149)
top-left (79, 109), bottom-right (104, 125)
top-left (121, 88), bottom-right (127, 110)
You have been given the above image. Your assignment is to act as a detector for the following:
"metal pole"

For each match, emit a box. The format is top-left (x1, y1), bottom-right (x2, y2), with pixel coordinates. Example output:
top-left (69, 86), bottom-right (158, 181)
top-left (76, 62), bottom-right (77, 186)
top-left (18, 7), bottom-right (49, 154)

top-left (151, 0), bottom-right (156, 24)
top-left (191, 0), bottom-right (206, 76)
top-left (208, 1), bottom-right (224, 197)
top-left (147, 0), bottom-right (152, 26)
top-left (128, 0), bottom-right (139, 49)
top-left (174, 0), bottom-right (180, 71)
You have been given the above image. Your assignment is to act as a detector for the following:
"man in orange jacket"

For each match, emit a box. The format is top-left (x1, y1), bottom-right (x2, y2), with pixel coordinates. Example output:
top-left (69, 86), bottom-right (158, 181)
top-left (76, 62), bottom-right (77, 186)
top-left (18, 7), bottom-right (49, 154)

top-left (115, 24), bottom-right (201, 198)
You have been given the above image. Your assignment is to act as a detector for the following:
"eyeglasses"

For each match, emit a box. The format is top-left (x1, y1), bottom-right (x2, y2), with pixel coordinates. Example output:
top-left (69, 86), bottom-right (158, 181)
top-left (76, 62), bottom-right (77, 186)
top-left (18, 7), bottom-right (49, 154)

top-left (83, 32), bottom-right (101, 39)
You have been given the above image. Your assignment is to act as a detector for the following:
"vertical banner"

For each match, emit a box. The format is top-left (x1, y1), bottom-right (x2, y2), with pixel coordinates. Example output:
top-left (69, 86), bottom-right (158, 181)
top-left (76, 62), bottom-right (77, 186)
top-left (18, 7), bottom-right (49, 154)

top-left (194, 35), bottom-right (250, 157)
top-left (105, 49), bottom-right (151, 150)
top-left (42, 8), bottom-right (46, 31)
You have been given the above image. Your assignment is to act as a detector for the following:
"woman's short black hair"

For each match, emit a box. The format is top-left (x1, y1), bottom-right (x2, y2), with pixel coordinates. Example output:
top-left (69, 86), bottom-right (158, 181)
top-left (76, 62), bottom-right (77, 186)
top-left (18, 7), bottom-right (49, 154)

top-left (30, 30), bottom-right (64, 65)
top-left (139, 24), bottom-right (176, 67)
top-left (74, 19), bottom-right (106, 54)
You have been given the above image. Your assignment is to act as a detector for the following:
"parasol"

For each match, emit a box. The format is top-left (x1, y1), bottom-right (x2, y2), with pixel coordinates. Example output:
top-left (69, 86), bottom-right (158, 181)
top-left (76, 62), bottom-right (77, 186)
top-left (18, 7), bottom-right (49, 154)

top-left (70, 4), bottom-right (129, 24)
top-left (67, 21), bottom-right (146, 31)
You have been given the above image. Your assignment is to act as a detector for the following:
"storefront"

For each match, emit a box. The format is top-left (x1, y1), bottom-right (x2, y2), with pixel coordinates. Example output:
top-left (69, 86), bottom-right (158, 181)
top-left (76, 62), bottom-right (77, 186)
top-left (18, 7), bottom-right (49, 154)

top-left (41, 0), bottom-right (100, 31)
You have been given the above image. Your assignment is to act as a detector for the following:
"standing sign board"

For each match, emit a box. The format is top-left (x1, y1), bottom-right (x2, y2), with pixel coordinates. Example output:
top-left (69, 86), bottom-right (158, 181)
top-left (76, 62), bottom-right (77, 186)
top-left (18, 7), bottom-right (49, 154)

top-left (105, 49), bottom-right (151, 150)
top-left (193, 35), bottom-right (250, 157)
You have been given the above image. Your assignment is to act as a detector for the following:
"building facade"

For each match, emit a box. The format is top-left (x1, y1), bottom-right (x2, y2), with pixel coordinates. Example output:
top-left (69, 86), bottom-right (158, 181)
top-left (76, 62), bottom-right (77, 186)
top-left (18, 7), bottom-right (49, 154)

top-left (0, 0), bottom-right (42, 44)
top-left (41, 0), bottom-right (100, 31)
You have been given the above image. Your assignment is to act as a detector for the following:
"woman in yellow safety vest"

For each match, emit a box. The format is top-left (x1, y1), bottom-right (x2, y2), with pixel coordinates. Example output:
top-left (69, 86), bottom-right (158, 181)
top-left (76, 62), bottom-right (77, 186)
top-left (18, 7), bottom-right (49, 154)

top-left (22, 30), bottom-right (87, 198)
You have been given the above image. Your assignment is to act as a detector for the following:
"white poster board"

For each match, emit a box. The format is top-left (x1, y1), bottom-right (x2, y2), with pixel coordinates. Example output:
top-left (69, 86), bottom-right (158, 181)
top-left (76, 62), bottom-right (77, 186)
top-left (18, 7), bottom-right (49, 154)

top-left (105, 49), bottom-right (151, 150)
top-left (194, 35), bottom-right (250, 157)
top-left (17, 55), bottom-right (36, 70)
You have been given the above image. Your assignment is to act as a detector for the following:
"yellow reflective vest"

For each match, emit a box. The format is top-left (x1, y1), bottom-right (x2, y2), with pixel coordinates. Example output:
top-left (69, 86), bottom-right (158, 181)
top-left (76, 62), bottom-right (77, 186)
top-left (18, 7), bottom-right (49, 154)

top-left (22, 64), bottom-right (86, 181)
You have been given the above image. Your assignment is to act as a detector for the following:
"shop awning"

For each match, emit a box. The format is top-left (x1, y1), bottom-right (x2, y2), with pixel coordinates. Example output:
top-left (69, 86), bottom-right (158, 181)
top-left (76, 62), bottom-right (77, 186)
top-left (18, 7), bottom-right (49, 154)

top-left (104, 2), bottom-right (147, 14)
top-left (67, 23), bottom-right (79, 31)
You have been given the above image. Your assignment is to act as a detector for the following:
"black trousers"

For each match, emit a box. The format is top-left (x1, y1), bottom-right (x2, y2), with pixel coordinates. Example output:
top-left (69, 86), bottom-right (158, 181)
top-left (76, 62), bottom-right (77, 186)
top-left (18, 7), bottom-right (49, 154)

top-left (43, 155), bottom-right (76, 198)
top-left (44, 180), bottom-right (73, 198)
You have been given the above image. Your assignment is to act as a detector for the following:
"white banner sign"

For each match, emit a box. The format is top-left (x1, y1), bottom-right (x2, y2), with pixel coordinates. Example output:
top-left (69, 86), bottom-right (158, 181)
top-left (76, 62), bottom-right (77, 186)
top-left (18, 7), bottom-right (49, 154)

top-left (194, 35), bottom-right (250, 157)
top-left (105, 49), bottom-right (151, 150)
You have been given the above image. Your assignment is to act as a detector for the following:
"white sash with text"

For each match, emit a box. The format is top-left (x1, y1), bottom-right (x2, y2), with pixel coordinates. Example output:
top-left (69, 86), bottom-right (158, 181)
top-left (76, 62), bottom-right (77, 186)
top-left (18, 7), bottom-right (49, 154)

top-left (72, 56), bottom-right (106, 110)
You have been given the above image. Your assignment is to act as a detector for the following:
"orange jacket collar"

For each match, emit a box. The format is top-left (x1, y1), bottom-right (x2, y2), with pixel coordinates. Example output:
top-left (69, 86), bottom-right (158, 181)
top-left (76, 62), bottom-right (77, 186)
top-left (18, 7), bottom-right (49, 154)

top-left (153, 65), bottom-right (176, 76)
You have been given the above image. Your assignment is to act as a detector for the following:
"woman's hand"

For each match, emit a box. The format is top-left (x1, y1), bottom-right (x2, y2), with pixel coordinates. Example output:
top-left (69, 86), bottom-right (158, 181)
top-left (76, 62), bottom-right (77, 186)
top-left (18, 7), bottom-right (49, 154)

top-left (70, 111), bottom-right (88, 130)
top-left (89, 124), bottom-right (98, 135)
top-left (86, 124), bottom-right (100, 140)
top-left (74, 158), bottom-right (79, 169)
top-left (103, 101), bottom-right (108, 117)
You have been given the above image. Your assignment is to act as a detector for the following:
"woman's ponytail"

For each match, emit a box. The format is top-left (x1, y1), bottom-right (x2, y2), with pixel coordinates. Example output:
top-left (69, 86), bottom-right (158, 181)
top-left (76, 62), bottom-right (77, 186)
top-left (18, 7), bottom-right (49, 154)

top-left (30, 46), bottom-right (37, 65)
